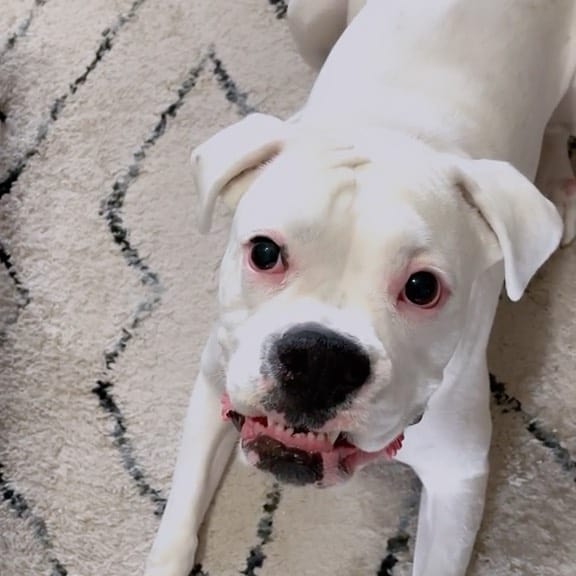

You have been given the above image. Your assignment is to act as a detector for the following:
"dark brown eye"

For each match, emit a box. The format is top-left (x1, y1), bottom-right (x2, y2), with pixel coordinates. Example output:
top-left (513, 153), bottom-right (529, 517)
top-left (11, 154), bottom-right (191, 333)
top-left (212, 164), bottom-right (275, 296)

top-left (250, 236), bottom-right (282, 271)
top-left (402, 271), bottom-right (441, 307)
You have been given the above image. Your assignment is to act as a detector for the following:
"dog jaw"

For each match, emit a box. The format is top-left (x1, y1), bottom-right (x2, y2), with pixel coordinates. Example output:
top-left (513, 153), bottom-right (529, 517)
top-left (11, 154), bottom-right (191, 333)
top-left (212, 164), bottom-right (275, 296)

top-left (221, 393), bottom-right (404, 487)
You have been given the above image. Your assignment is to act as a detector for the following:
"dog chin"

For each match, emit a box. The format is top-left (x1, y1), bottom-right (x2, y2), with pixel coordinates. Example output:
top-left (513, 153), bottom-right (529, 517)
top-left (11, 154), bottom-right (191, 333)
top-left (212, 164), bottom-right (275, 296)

top-left (221, 394), bottom-right (403, 487)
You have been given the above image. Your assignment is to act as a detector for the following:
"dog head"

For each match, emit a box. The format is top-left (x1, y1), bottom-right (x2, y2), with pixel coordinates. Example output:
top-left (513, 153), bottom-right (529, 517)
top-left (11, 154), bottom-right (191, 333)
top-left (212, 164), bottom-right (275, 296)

top-left (193, 114), bottom-right (562, 487)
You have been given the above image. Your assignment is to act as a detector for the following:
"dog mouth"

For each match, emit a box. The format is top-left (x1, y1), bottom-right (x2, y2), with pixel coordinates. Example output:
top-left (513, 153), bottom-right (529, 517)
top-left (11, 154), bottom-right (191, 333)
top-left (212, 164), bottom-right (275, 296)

top-left (221, 395), bottom-right (403, 487)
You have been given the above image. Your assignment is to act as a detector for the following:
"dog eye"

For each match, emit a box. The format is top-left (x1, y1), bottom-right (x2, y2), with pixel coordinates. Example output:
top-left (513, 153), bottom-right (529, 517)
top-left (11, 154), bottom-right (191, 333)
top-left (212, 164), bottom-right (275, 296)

top-left (249, 236), bottom-right (284, 271)
top-left (402, 271), bottom-right (441, 307)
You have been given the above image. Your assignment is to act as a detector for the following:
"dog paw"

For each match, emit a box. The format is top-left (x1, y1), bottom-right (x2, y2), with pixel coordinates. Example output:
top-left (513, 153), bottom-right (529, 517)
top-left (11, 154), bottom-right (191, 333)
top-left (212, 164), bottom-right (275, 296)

top-left (550, 179), bottom-right (576, 246)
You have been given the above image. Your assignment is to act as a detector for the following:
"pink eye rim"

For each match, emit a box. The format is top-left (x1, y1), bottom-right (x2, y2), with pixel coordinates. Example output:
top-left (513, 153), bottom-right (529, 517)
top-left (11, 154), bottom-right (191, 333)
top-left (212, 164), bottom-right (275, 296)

top-left (247, 235), bottom-right (287, 274)
top-left (399, 269), bottom-right (443, 309)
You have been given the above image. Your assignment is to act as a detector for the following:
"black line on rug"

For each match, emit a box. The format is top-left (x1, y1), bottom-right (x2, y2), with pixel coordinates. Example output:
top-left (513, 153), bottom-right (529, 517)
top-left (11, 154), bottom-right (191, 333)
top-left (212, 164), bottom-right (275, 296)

top-left (92, 380), bottom-right (166, 515)
top-left (0, 462), bottom-right (68, 575)
top-left (376, 525), bottom-right (413, 575)
top-left (0, 239), bottom-right (31, 306)
top-left (69, 0), bottom-right (148, 97)
top-left (208, 49), bottom-right (256, 117)
top-left (189, 564), bottom-right (209, 576)
top-left (0, 0), bottom-right (148, 198)
top-left (240, 483), bottom-right (282, 576)
top-left (95, 55), bottom-right (209, 515)
top-left (377, 535), bottom-right (408, 576)
top-left (0, 151), bottom-right (36, 198)
top-left (267, 0), bottom-right (288, 19)
top-left (376, 476), bottom-right (420, 575)
top-left (489, 374), bottom-right (576, 478)
top-left (0, 0), bottom-right (49, 59)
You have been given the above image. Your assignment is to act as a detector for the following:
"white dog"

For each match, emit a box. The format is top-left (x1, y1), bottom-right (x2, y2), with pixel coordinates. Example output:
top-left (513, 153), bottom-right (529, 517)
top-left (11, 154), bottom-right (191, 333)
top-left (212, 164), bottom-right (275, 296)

top-left (146, 1), bottom-right (576, 575)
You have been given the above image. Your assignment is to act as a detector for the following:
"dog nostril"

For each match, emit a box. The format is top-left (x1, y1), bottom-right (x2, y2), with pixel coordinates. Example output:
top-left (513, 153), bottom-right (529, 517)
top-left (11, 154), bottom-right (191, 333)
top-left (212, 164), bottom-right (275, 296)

top-left (277, 348), bottom-right (309, 381)
top-left (343, 358), bottom-right (370, 389)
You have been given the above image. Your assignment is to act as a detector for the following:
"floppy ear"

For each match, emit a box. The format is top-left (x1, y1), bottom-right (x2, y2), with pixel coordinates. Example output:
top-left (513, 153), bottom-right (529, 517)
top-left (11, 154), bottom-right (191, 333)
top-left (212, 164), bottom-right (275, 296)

top-left (456, 158), bottom-right (563, 301)
top-left (191, 113), bottom-right (288, 233)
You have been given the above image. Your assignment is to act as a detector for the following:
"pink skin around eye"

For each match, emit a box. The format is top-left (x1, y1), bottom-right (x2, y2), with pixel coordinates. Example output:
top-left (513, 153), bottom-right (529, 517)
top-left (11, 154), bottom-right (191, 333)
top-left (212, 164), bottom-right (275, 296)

top-left (243, 231), bottom-right (288, 284)
top-left (392, 266), bottom-right (449, 317)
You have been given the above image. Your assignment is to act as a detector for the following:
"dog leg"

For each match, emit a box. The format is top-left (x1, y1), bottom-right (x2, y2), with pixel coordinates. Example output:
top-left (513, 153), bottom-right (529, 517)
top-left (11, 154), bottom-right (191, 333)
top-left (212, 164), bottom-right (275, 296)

top-left (537, 79), bottom-right (576, 246)
top-left (398, 366), bottom-right (491, 576)
top-left (145, 333), bottom-right (238, 576)
top-left (287, 0), bottom-right (350, 70)
top-left (410, 470), bottom-right (489, 576)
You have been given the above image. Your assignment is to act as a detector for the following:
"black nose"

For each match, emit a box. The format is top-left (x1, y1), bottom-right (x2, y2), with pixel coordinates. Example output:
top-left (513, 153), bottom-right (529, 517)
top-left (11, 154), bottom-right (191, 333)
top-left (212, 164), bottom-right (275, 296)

top-left (269, 322), bottom-right (371, 413)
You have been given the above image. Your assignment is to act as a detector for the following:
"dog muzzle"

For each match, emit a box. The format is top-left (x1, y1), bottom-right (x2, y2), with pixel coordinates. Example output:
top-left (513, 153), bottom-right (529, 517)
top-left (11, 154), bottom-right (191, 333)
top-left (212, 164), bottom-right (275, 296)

top-left (221, 394), bottom-right (403, 487)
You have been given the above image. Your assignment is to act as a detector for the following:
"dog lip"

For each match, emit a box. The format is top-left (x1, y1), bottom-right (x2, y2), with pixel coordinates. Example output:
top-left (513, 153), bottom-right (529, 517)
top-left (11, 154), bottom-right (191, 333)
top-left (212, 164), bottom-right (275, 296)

top-left (228, 410), bottom-right (246, 432)
top-left (409, 412), bottom-right (424, 426)
top-left (221, 394), bottom-right (404, 487)
top-left (222, 396), bottom-right (404, 452)
top-left (244, 435), bottom-right (324, 486)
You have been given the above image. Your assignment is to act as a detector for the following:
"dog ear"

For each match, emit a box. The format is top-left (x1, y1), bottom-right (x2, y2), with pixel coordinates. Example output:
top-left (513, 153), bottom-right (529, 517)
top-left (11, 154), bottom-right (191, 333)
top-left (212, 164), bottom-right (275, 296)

top-left (191, 113), bottom-right (287, 233)
top-left (456, 158), bottom-right (563, 301)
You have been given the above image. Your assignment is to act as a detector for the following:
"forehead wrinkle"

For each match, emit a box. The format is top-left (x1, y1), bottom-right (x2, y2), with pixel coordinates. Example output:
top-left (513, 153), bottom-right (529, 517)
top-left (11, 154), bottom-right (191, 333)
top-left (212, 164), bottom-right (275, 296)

top-left (276, 166), bottom-right (360, 303)
top-left (338, 170), bottom-right (441, 301)
top-left (238, 158), bottom-right (359, 244)
top-left (293, 163), bottom-right (358, 232)
top-left (315, 173), bottom-right (377, 308)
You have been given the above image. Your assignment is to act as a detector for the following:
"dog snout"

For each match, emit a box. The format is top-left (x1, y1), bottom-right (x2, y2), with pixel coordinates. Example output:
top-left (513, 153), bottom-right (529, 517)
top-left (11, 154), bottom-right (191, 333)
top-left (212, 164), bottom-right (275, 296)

top-left (269, 322), bottom-right (371, 412)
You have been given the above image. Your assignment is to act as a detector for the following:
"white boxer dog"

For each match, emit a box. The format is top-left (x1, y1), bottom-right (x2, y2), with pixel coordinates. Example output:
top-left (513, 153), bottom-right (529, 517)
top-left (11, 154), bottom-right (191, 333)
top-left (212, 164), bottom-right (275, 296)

top-left (146, 1), bottom-right (576, 575)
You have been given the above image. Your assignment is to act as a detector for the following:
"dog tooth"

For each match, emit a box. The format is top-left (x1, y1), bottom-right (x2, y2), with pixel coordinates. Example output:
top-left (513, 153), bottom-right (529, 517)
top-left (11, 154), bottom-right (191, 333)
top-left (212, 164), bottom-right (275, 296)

top-left (286, 427), bottom-right (294, 436)
top-left (327, 431), bottom-right (340, 445)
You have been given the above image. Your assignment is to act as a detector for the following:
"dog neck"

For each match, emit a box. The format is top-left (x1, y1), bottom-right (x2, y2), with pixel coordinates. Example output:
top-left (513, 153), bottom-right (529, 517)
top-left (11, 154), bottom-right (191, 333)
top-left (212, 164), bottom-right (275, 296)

top-left (300, 0), bottom-right (575, 180)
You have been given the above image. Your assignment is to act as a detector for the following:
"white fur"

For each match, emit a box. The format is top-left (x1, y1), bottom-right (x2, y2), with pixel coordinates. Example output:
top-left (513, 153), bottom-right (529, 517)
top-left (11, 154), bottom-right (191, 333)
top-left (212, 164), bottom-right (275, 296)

top-left (146, 1), bottom-right (576, 575)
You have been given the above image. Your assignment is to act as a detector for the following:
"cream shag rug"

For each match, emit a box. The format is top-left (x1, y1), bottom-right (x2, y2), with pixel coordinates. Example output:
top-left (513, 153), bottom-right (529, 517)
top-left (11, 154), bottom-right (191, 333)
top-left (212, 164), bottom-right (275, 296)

top-left (1, 1), bottom-right (575, 575)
